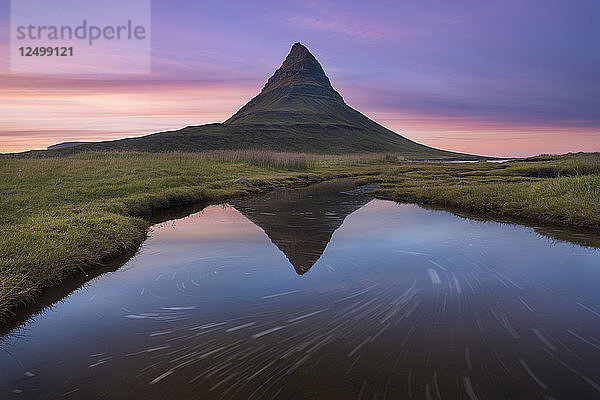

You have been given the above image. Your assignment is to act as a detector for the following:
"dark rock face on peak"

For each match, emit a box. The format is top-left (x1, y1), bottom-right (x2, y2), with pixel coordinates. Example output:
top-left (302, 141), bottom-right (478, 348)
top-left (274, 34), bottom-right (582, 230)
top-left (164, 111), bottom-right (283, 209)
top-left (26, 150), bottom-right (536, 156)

top-left (41, 42), bottom-right (479, 158)
top-left (224, 42), bottom-right (346, 126)
top-left (260, 43), bottom-right (337, 94)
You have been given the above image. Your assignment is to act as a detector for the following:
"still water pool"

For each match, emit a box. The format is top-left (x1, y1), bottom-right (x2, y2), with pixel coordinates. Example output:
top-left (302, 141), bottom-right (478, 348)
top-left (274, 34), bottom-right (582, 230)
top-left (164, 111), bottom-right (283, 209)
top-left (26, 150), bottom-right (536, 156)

top-left (2, 181), bottom-right (600, 399)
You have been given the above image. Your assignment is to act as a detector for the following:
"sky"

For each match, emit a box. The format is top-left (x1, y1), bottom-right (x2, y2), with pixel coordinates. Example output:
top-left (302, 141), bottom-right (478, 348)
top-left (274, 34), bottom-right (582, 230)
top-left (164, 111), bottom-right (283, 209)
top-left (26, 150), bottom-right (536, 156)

top-left (1, 0), bottom-right (599, 156)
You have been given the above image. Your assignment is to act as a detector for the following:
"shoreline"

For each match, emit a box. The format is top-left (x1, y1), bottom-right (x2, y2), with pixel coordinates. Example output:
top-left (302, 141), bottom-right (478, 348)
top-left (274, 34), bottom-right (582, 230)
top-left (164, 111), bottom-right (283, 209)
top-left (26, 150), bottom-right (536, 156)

top-left (3, 182), bottom-right (599, 330)
top-left (386, 193), bottom-right (600, 232)
top-left (381, 176), bottom-right (600, 232)
top-left (0, 171), bottom-right (365, 323)
top-left (1, 152), bottom-right (598, 324)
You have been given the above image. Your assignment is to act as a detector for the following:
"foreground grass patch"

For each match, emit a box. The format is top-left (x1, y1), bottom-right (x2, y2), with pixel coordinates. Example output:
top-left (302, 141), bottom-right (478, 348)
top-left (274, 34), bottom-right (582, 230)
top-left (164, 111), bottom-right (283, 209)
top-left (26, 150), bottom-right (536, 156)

top-left (384, 175), bottom-right (600, 228)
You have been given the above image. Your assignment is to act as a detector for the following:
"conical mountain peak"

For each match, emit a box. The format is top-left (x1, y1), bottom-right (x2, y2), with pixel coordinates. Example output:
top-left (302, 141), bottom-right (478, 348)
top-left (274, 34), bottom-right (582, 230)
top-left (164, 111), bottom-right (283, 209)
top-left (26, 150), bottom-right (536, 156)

top-left (77, 42), bottom-right (473, 159)
top-left (260, 42), bottom-right (335, 94)
top-left (224, 42), bottom-right (345, 125)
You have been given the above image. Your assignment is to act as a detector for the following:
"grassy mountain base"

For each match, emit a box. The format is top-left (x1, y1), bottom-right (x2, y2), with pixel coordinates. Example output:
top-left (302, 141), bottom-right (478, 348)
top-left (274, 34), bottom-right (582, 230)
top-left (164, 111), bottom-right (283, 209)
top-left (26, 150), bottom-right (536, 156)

top-left (365, 154), bottom-right (600, 228)
top-left (1, 151), bottom-right (599, 321)
top-left (24, 122), bottom-right (481, 158)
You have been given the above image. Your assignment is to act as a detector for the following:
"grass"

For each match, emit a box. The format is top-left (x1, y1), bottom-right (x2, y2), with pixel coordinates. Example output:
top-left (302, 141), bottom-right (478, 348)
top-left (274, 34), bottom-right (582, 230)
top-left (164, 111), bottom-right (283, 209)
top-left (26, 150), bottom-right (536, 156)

top-left (509, 154), bottom-right (600, 177)
top-left (362, 152), bottom-right (600, 228)
top-left (189, 150), bottom-right (403, 171)
top-left (1, 151), bottom-right (599, 321)
top-left (384, 175), bottom-right (599, 227)
top-left (0, 151), bottom-right (379, 320)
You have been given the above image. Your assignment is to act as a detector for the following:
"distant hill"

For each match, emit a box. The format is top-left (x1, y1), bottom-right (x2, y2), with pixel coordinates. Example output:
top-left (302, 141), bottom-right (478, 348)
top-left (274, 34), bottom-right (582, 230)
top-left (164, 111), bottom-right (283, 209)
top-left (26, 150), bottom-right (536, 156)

top-left (47, 141), bottom-right (92, 150)
top-left (34, 43), bottom-right (481, 158)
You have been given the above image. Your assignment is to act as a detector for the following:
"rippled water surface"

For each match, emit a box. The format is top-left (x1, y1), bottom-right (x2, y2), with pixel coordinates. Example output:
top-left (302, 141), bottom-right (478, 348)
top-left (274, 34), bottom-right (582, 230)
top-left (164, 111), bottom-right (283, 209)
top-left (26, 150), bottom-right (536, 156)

top-left (2, 181), bottom-right (600, 399)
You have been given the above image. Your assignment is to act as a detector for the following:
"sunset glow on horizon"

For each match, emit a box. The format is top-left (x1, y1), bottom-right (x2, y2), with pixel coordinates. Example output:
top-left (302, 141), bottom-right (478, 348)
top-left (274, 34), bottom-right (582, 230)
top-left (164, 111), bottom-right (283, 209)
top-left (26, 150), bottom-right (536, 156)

top-left (1, 0), bottom-right (599, 156)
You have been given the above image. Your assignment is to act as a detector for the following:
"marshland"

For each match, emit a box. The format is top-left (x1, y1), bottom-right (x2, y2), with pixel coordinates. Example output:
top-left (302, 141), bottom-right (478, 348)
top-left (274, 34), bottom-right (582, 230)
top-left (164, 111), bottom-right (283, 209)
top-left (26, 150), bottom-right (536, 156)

top-left (1, 151), bottom-right (599, 320)
top-left (1, 155), bottom-right (600, 399)
top-left (3, 1), bottom-right (600, 397)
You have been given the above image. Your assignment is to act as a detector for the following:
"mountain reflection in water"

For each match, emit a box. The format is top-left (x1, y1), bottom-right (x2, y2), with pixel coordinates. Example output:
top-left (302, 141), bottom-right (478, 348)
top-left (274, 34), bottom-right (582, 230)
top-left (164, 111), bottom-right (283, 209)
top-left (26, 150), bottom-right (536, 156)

top-left (231, 180), bottom-right (370, 274)
top-left (1, 181), bottom-right (600, 399)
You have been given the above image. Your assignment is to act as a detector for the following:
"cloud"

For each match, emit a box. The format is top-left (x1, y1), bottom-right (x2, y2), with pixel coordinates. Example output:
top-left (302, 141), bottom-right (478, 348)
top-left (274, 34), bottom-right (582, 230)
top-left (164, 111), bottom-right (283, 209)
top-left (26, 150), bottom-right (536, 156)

top-left (0, 74), bottom-right (261, 152)
top-left (282, 1), bottom-right (408, 41)
top-left (338, 79), bottom-right (600, 129)
top-left (287, 13), bottom-right (403, 40)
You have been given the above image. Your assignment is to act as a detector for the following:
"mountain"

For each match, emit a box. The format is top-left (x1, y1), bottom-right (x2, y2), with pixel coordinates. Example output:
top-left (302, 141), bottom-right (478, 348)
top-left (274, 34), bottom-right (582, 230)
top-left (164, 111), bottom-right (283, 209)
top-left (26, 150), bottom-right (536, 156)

top-left (47, 141), bottom-right (92, 150)
top-left (231, 180), bottom-right (370, 274)
top-left (41, 43), bottom-right (479, 158)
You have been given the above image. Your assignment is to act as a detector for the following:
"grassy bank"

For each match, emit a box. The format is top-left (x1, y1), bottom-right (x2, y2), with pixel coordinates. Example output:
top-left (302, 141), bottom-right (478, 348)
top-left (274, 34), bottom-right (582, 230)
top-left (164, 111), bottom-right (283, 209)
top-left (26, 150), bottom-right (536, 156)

top-left (0, 151), bottom-right (379, 320)
top-left (382, 175), bottom-right (599, 228)
top-left (1, 151), bottom-right (599, 321)
top-left (363, 153), bottom-right (600, 228)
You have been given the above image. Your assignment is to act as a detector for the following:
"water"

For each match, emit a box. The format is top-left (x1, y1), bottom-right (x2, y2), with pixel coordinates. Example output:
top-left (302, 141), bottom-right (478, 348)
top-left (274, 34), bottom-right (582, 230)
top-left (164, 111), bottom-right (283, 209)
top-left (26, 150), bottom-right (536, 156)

top-left (2, 181), bottom-right (600, 399)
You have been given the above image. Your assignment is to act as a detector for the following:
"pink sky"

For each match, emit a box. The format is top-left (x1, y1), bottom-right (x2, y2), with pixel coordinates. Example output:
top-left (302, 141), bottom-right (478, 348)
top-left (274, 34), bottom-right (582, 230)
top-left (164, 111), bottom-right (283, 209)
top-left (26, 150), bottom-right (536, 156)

top-left (1, 74), bottom-right (596, 156)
